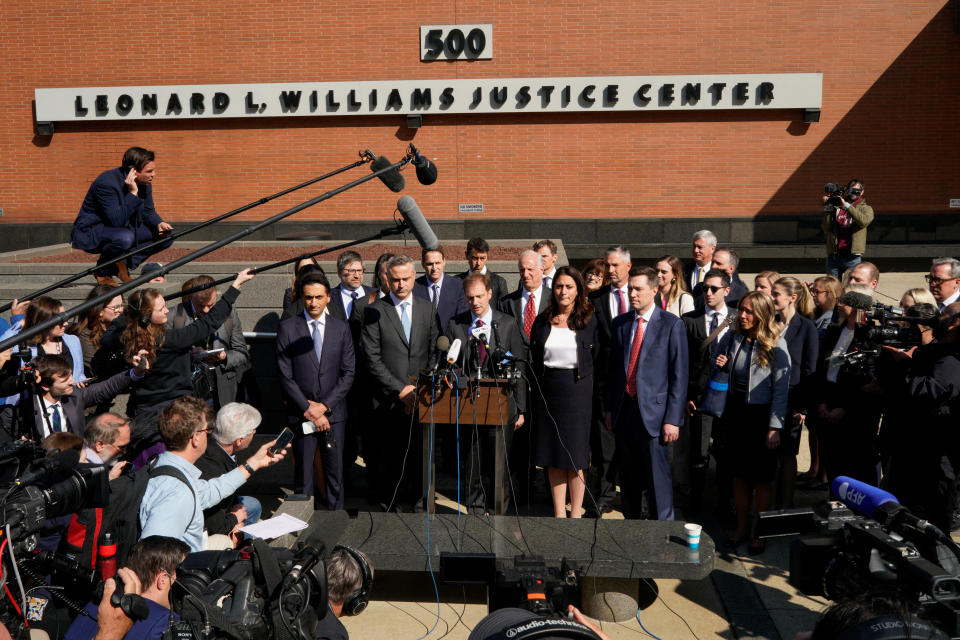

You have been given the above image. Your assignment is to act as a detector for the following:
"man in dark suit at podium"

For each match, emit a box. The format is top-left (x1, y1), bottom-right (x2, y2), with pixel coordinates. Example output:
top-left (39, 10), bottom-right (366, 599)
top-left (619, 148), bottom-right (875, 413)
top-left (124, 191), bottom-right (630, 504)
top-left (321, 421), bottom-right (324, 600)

top-left (444, 273), bottom-right (527, 514)
top-left (414, 246), bottom-right (468, 334)
top-left (456, 237), bottom-right (508, 305)
top-left (276, 271), bottom-right (356, 509)
top-left (362, 255), bottom-right (439, 511)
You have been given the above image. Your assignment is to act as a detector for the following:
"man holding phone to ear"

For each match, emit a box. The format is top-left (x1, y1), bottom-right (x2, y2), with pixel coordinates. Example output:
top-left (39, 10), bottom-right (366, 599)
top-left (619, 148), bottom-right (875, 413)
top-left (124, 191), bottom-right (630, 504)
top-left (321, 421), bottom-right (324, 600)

top-left (71, 147), bottom-right (175, 285)
top-left (276, 271), bottom-right (356, 509)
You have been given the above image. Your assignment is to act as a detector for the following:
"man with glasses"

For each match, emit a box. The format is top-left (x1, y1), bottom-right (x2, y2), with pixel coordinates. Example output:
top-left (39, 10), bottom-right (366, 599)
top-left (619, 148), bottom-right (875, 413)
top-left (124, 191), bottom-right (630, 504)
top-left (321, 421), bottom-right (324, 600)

top-left (927, 257), bottom-right (960, 310)
top-left (82, 412), bottom-right (132, 480)
top-left (329, 250), bottom-right (375, 322)
top-left (139, 396), bottom-right (289, 552)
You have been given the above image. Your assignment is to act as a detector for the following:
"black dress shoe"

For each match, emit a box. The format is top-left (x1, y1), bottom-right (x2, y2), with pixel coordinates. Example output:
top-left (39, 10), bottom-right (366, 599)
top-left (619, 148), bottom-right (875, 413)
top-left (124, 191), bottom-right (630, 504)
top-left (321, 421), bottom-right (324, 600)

top-left (286, 493), bottom-right (311, 501)
top-left (748, 539), bottom-right (766, 556)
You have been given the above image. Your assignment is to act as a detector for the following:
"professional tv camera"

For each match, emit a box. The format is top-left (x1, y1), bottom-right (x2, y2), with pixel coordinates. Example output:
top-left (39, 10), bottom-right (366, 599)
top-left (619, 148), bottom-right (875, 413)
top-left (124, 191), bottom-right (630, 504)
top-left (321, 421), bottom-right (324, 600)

top-left (0, 443), bottom-right (110, 638)
top-left (829, 303), bottom-right (937, 376)
top-left (787, 478), bottom-right (960, 638)
top-left (166, 537), bottom-right (329, 640)
top-left (824, 181), bottom-right (864, 213)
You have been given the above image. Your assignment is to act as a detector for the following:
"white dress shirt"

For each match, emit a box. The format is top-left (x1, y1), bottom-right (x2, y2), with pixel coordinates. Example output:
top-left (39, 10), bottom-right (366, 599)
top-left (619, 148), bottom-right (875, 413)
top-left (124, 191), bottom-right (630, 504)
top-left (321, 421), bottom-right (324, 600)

top-left (704, 306), bottom-right (730, 342)
top-left (608, 283), bottom-right (629, 318)
top-left (304, 310), bottom-right (327, 344)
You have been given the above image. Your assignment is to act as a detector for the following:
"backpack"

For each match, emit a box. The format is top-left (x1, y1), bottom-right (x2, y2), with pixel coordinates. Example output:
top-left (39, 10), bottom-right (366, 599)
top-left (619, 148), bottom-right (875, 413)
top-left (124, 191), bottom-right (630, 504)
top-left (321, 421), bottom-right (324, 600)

top-left (62, 458), bottom-right (197, 570)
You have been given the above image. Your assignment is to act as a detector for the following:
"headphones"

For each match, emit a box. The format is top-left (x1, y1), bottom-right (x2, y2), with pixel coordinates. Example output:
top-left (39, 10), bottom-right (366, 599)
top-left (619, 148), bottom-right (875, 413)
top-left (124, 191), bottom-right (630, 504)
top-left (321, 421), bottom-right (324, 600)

top-left (836, 615), bottom-right (949, 640)
top-left (334, 545), bottom-right (371, 616)
top-left (126, 290), bottom-right (153, 328)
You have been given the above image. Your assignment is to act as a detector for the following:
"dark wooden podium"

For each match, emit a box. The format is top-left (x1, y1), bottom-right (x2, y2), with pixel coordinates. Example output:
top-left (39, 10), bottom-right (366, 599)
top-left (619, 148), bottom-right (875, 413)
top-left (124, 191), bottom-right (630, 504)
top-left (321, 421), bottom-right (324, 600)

top-left (418, 377), bottom-right (515, 514)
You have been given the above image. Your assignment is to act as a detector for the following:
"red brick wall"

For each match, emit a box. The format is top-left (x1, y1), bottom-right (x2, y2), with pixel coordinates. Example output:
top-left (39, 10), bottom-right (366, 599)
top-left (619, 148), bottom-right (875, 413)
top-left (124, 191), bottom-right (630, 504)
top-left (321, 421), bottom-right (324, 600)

top-left (0, 1), bottom-right (956, 224)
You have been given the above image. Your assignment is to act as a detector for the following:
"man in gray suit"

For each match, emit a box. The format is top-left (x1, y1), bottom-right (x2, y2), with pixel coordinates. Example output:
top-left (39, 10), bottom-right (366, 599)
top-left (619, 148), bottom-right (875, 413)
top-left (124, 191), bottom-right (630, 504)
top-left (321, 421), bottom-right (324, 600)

top-left (169, 275), bottom-right (251, 409)
top-left (361, 254), bottom-right (439, 511)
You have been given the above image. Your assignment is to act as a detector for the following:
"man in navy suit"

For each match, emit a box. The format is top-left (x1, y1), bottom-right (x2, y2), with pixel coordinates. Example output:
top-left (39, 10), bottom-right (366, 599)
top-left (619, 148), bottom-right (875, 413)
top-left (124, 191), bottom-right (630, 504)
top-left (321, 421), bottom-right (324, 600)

top-left (328, 250), bottom-right (376, 323)
top-left (70, 147), bottom-right (174, 285)
top-left (456, 237), bottom-right (509, 305)
top-left (605, 266), bottom-right (688, 520)
top-left (414, 247), bottom-right (468, 334)
top-left (276, 271), bottom-right (356, 509)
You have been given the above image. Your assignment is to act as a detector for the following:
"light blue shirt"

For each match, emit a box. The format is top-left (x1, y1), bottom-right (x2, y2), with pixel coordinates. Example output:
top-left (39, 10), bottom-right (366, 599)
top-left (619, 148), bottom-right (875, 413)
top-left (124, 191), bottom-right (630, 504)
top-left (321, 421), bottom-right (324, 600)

top-left (139, 450), bottom-right (246, 552)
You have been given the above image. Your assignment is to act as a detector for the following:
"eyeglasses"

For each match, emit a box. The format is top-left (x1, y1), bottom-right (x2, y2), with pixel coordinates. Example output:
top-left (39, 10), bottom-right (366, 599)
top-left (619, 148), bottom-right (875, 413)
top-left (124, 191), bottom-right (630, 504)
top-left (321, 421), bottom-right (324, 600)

top-left (194, 428), bottom-right (212, 436)
top-left (925, 275), bottom-right (958, 285)
top-left (703, 285), bottom-right (726, 294)
top-left (584, 273), bottom-right (602, 280)
top-left (342, 268), bottom-right (364, 275)
top-left (105, 305), bottom-right (124, 312)
top-left (809, 289), bottom-right (825, 295)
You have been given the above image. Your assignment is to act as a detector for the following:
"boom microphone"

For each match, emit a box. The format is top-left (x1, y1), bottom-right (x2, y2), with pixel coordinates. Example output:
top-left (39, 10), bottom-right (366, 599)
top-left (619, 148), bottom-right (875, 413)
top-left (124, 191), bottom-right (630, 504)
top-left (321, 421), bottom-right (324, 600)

top-left (832, 476), bottom-right (948, 541)
top-left (397, 196), bottom-right (440, 251)
top-left (409, 144), bottom-right (438, 185)
top-left (369, 151), bottom-right (406, 193)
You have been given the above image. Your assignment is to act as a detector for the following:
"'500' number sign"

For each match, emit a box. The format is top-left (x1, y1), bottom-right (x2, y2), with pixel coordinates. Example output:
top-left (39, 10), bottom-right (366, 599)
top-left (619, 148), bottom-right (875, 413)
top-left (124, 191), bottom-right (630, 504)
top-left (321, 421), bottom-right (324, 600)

top-left (421, 24), bottom-right (493, 61)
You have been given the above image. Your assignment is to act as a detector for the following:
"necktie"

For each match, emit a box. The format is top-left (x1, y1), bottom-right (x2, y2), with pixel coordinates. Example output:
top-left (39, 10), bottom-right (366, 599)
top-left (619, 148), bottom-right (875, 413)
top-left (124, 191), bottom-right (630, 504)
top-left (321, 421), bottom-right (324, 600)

top-left (51, 403), bottom-right (63, 433)
top-left (431, 284), bottom-right (440, 313)
top-left (697, 266), bottom-right (705, 284)
top-left (475, 320), bottom-right (487, 365)
top-left (347, 290), bottom-right (359, 317)
top-left (543, 275), bottom-right (551, 290)
top-left (312, 320), bottom-right (323, 362)
top-left (523, 293), bottom-right (536, 339)
top-left (400, 302), bottom-right (411, 343)
top-left (615, 288), bottom-right (626, 316)
top-left (625, 316), bottom-right (645, 398)
top-left (708, 312), bottom-right (720, 357)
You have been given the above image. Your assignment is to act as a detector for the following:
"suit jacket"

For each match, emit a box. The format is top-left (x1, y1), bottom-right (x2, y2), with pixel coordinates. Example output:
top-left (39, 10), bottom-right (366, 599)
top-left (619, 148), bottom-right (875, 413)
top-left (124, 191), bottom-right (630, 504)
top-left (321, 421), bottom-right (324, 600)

top-left (70, 167), bottom-right (162, 252)
top-left (195, 440), bottom-right (242, 535)
top-left (683, 261), bottom-right (712, 294)
top-left (721, 333), bottom-right (791, 430)
top-left (33, 370), bottom-right (134, 437)
top-left (444, 310), bottom-right (528, 416)
top-left (360, 295), bottom-right (439, 411)
top-left (496, 286), bottom-right (552, 352)
top-left (782, 313), bottom-right (819, 410)
top-left (169, 301), bottom-right (250, 408)
top-left (605, 307), bottom-right (689, 437)
top-left (691, 271), bottom-right (749, 310)
top-left (681, 306), bottom-right (735, 403)
top-left (328, 284), bottom-right (376, 323)
top-left (414, 274), bottom-right (468, 336)
top-left (529, 315), bottom-right (598, 383)
top-left (456, 270), bottom-right (508, 307)
top-left (589, 286), bottom-right (631, 400)
top-left (276, 313), bottom-right (356, 424)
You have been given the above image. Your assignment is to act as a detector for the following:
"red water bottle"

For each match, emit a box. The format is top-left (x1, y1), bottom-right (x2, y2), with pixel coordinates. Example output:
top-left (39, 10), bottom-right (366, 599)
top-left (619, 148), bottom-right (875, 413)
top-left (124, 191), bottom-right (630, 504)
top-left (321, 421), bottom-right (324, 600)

top-left (98, 532), bottom-right (117, 580)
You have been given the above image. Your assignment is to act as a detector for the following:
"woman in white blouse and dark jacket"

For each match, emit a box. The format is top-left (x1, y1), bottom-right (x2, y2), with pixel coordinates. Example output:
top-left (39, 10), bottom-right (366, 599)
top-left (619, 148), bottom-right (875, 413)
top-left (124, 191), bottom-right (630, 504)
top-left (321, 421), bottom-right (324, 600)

top-left (714, 291), bottom-right (791, 555)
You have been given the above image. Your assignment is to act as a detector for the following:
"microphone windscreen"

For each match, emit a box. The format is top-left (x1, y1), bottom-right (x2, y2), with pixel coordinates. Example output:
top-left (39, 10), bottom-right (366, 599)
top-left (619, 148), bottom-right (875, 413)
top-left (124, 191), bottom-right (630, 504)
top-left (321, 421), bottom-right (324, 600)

top-left (397, 196), bottom-right (440, 251)
top-left (415, 157), bottom-right (438, 186)
top-left (446, 338), bottom-right (462, 363)
top-left (437, 336), bottom-right (451, 352)
top-left (831, 476), bottom-right (899, 519)
top-left (370, 154), bottom-right (406, 193)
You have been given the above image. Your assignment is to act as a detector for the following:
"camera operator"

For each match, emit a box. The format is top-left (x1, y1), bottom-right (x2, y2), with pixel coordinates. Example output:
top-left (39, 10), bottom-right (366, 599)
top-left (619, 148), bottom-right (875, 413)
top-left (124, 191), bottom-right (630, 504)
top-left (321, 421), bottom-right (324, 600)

top-left (814, 286), bottom-right (883, 485)
top-left (822, 179), bottom-right (874, 281)
top-left (876, 302), bottom-right (960, 533)
top-left (795, 594), bottom-right (947, 640)
top-left (65, 536), bottom-right (190, 640)
top-left (314, 546), bottom-right (375, 640)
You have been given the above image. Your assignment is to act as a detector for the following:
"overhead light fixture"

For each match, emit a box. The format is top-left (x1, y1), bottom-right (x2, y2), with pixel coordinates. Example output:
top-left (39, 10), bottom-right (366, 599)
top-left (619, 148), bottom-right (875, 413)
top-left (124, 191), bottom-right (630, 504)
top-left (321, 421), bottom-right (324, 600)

top-left (406, 114), bottom-right (423, 129)
top-left (803, 108), bottom-right (820, 124)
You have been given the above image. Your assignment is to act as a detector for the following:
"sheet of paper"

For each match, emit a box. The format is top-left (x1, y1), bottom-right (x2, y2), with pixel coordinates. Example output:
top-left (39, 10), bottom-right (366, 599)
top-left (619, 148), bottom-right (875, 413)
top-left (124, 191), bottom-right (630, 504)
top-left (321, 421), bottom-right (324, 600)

top-left (240, 512), bottom-right (309, 539)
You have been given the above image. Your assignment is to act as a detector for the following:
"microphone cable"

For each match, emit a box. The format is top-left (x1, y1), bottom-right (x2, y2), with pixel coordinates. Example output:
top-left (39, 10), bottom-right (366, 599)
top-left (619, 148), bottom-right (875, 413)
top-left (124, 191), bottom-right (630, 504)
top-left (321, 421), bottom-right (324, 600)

top-left (416, 373), bottom-right (441, 640)
top-left (490, 372), bottom-right (534, 556)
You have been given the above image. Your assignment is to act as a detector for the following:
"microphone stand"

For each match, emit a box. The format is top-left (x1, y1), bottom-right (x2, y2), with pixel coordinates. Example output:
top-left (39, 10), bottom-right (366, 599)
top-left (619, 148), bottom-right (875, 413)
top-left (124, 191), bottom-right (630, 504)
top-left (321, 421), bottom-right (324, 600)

top-left (0, 154), bottom-right (413, 353)
top-left (0, 153), bottom-right (374, 314)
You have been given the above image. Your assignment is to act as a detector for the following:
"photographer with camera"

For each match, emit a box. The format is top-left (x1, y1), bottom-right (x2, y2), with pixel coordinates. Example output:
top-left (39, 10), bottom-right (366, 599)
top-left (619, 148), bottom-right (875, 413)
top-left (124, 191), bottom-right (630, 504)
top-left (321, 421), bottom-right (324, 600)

top-left (65, 536), bottom-right (189, 640)
top-left (314, 546), bottom-right (374, 640)
top-left (814, 286), bottom-right (883, 485)
top-left (876, 302), bottom-right (960, 533)
top-left (822, 179), bottom-right (874, 281)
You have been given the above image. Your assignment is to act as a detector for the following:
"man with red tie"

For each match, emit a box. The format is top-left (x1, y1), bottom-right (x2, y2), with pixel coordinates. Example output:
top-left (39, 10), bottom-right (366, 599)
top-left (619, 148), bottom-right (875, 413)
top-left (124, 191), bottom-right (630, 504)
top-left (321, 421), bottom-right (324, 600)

top-left (588, 246), bottom-right (632, 515)
top-left (497, 249), bottom-right (551, 355)
top-left (604, 266), bottom-right (688, 520)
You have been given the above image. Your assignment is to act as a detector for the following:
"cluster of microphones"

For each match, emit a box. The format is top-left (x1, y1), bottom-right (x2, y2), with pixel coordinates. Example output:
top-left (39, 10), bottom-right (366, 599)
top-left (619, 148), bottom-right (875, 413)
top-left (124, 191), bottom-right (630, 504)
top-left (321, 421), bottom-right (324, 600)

top-left (368, 143), bottom-right (441, 252)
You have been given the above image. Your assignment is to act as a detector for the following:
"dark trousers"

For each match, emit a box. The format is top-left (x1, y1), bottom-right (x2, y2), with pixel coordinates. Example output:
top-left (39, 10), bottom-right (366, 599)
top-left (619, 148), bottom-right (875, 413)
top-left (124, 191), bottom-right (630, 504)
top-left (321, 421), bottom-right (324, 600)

top-left (458, 421), bottom-right (515, 514)
top-left (93, 225), bottom-right (173, 274)
top-left (370, 404), bottom-right (424, 510)
top-left (615, 397), bottom-right (674, 520)
top-left (589, 405), bottom-right (618, 508)
top-left (293, 421), bottom-right (346, 510)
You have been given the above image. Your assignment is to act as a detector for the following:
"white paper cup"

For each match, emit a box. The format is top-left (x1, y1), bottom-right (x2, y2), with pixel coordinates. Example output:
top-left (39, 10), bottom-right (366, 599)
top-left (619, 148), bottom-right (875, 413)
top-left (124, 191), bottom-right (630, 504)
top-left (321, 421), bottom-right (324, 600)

top-left (684, 523), bottom-right (702, 548)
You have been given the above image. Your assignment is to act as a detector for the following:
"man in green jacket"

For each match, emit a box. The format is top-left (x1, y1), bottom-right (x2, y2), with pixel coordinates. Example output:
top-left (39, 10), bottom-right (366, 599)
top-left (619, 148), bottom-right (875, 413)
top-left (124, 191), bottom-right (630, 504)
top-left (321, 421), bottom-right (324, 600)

top-left (822, 179), bottom-right (874, 280)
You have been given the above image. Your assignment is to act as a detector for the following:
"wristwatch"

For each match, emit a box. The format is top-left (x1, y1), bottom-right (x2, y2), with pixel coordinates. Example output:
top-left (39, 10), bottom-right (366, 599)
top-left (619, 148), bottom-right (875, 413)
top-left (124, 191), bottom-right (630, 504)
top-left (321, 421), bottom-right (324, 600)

top-left (242, 462), bottom-right (255, 475)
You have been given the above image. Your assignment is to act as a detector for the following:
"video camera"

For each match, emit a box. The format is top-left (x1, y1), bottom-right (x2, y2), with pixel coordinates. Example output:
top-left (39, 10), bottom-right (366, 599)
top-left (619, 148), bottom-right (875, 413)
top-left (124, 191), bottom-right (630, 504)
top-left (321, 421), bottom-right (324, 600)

top-left (824, 181), bottom-right (864, 213)
top-left (779, 478), bottom-right (960, 638)
top-left (167, 538), bottom-right (329, 640)
top-left (828, 303), bottom-right (937, 377)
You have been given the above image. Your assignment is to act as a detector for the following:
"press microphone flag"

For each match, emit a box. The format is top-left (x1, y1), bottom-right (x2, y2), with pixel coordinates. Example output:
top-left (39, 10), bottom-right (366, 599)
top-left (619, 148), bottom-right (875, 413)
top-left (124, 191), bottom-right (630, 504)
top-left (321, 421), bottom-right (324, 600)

top-left (397, 196), bottom-right (440, 251)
